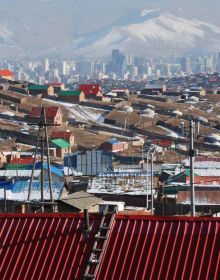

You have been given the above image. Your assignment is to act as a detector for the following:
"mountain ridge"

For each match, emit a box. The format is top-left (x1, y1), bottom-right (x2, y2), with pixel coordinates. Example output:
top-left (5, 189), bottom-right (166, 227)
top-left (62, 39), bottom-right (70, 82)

top-left (0, 1), bottom-right (220, 59)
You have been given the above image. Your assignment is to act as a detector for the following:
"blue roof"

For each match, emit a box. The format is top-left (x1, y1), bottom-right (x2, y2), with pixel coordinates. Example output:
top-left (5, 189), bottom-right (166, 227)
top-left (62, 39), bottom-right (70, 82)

top-left (11, 181), bottom-right (63, 193)
top-left (34, 162), bottom-right (63, 177)
top-left (0, 181), bottom-right (13, 190)
top-left (6, 161), bottom-right (63, 177)
top-left (106, 138), bottom-right (120, 145)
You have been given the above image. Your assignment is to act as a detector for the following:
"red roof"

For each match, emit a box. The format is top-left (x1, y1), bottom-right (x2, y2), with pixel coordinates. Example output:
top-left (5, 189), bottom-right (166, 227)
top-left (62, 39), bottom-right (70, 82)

top-left (195, 156), bottom-right (220, 162)
top-left (10, 158), bottom-right (34, 164)
top-left (152, 139), bottom-right (173, 147)
top-left (0, 213), bottom-right (219, 279)
top-left (0, 213), bottom-right (102, 280)
top-left (97, 215), bottom-right (220, 280)
top-left (46, 83), bottom-right (63, 87)
top-left (79, 84), bottom-right (101, 96)
top-left (0, 69), bottom-right (13, 77)
top-left (50, 131), bottom-right (72, 140)
top-left (29, 107), bottom-right (61, 119)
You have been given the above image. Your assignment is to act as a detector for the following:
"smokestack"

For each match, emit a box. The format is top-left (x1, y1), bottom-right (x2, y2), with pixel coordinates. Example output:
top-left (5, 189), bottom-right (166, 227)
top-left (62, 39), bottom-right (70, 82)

top-left (180, 122), bottom-right (185, 137)
top-left (196, 121), bottom-right (200, 137)
top-left (84, 209), bottom-right (90, 232)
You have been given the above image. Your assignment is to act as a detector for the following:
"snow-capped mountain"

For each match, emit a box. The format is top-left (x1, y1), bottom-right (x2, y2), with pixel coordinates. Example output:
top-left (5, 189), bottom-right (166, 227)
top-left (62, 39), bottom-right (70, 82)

top-left (46, 11), bottom-right (220, 58)
top-left (1, 1), bottom-right (220, 59)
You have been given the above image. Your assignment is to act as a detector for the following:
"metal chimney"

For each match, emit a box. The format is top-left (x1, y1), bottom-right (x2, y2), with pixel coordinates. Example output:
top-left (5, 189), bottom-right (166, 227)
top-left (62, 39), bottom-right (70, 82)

top-left (83, 209), bottom-right (90, 234)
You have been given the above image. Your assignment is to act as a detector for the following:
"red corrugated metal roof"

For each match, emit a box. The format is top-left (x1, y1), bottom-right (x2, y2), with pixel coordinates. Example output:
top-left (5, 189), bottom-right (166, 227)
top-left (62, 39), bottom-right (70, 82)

top-left (29, 107), bottom-right (61, 119)
top-left (79, 84), bottom-right (101, 96)
top-left (0, 214), bottom-right (219, 279)
top-left (152, 139), bottom-right (173, 147)
top-left (0, 69), bottom-right (13, 77)
top-left (10, 158), bottom-right (34, 164)
top-left (46, 83), bottom-right (63, 87)
top-left (50, 131), bottom-right (72, 140)
top-left (97, 215), bottom-right (220, 280)
top-left (0, 213), bottom-right (102, 280)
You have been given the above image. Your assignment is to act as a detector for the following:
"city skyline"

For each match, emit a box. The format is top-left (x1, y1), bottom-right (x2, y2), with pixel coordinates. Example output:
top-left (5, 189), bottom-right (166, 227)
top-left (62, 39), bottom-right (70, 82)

top-left (1, 49), bottom-right (220, 84)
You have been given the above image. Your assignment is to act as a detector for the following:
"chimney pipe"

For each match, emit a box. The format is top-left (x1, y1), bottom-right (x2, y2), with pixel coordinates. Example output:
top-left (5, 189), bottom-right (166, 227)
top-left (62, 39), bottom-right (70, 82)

top-left (84, 209), bottom-right (90, 232)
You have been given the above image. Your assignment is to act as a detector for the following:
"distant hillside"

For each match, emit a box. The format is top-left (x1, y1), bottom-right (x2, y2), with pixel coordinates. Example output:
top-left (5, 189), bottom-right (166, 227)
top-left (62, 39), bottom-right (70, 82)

top-left (0, 0), bottom-right (220, 59)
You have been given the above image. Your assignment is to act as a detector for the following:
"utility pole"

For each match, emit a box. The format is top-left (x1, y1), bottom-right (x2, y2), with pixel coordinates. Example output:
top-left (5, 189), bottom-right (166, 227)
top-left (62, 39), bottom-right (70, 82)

top-left (146, 149), bottom-right (152, 210)
top-left (150, 150), bottom-right (156, 215)
top-left (189, 119), bottom-right (195, 217)
top-left (28, 107), bottom-right (54, 212)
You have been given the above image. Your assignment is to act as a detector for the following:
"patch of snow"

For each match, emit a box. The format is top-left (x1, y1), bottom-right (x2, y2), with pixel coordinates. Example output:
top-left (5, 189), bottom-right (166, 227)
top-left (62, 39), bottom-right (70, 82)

top-left (141, 9), bottom-right (155, 17)
top-left (0, 111), bottom-right (15, 117)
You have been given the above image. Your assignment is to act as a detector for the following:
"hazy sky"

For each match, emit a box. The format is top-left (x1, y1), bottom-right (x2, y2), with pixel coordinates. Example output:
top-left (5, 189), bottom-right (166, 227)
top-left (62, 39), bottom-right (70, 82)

top-left (0, 0), bottom-right (220, 59)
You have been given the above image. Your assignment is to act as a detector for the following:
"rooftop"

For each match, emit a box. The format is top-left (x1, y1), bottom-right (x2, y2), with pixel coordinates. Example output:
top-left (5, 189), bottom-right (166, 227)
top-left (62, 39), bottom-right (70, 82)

top-left (60, 191), bottom-right (103, 210)
top-left (0, 213), bottom-right (218, 279)
top-left (58, 90), bottom-right (81, 96)
top-left (51, 138), bottom-right (70, 148)
top-left (28, 84), bottom-right (50, 90)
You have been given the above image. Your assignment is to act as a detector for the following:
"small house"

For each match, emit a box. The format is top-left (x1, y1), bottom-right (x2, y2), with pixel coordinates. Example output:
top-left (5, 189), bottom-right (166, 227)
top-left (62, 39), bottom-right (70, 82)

top-left (141, 83), bottom-right (167, 95)
top-left (47, 82), bottom-right (65, 93)
top-left (111, 88), bottom-right (129, 98)
top-left (79, 84), bottom-right (103, 99)
top-left (29, 107), bottom-right (63, 126)
top-left (58, 90), bottom-right (85, 103)
top-left (58, 191), bottom-right (103, 213)
top-left (100, 138), bottom-right (127, 153)
top-left (0, 69), bottom-right (14, 80)
top-left (50, 131), bottom-right (75, 148)
top-left (28, 84), bottom-right (54, 97)
top-left (51, 138), bottom-right (70, 158)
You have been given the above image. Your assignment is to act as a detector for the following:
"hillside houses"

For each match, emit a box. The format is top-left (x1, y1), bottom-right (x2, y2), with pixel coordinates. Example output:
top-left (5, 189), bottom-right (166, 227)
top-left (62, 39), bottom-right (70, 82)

top-left (79, 84), bottom-right (103, 99)
top-left (58, 90), bottom-right (85, 103)
top-left (29, 107), bottom-right (63, 126)
top-left (47, 82), bottom-right (65, 93)
top-left (141, 83), bottom-right (167, 95)
top-left (28, 84), bottom-right (54, 97)
top-left (50, 130), bottom-right (75, 148)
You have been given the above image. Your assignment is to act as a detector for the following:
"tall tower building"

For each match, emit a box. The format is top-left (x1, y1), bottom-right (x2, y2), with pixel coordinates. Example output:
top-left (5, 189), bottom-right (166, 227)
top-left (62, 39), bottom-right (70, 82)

top-left (42, 59), bottom-right (49, 74)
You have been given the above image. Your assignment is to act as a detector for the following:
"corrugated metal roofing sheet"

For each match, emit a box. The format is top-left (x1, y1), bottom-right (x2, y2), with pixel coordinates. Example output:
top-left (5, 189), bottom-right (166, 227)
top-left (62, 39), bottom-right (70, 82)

top-left (60, 191), bottom-right (103, 210)
top-left (29, 107), bottom-right (60, 119)
top-left (51, 138), bottom-right (70, 148)
top-left (0, 214), bottom-right (219, 279)
top-left (0, 69), bottom-right (13, 77)
top-left (28, 84), bottom-right (49, 90)
top-left (58, 90), bottom-right (81, 96)
top-left (106, 138), bottom-right (120, 144)
top-left (97, 215), bottom-right (220, 280)
top-left (0, 170), bottom-right (40, 178)
top-left (0, 213), bottom-right (102, 280)
top-left (79, 84), bottom-right (100, 95)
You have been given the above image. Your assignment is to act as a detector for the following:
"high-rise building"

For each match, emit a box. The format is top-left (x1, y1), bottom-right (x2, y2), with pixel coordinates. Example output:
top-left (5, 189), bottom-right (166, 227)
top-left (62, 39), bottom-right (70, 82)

top-left (111, 49), bottom-right (125, 77)
top-left (58, 61), bottom-right (67, 75)
top-left (42, 58), bottom-right (49, 74)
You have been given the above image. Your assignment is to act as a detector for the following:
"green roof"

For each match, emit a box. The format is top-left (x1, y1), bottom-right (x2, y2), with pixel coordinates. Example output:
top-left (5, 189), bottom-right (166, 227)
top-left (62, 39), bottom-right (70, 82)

top-left (58, 90), bottom-right (81, 97)
top-left (7, 164), bottom-right (31, 170)
top-left (28, 84), bottom-right (50, 90)
top-left (185, 169), bottom-right (199, 177)
top-left (51, 138), bottom-right (70, 148)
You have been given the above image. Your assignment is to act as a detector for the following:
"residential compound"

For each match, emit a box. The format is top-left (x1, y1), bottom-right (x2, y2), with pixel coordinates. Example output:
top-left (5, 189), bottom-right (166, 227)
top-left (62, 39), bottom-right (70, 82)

top-left (0, 59), bottom-right (220, 278)
top-left (0, 66), bottom-right (220, 215)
